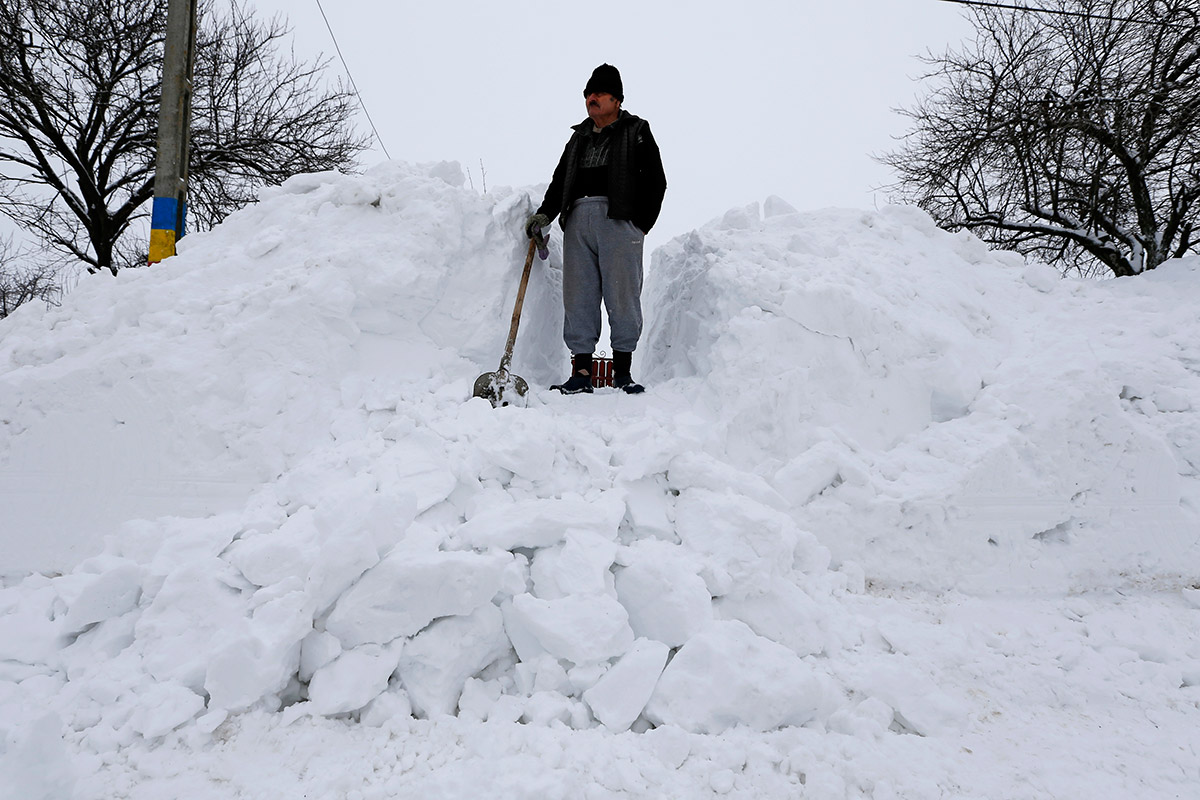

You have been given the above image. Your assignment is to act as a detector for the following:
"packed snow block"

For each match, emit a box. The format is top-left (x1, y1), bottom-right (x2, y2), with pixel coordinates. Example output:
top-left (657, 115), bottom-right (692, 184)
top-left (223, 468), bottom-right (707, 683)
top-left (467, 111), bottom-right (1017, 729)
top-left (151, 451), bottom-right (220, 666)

top-left (298, 629), bottom-right (343, 683)
top-left (304, 534), bottom-right (382, 620)
top-left (136, 560), bottom-right (251, 693)
top-left (619, 477), bottom-right (675, 540)
top-left (127, 682), bottom-right (206, 739)
top-left (455, 493), bottom-right (626, 551)
top-left (457, 677), bottom-right (503, 722)
top-left (0, 586), bottom-right (66, 669)
top-left (474, 416), bottom-right (558, 483)
top-left (324, 548), bottom-right (512, 648)
top-left (644, 620), bottom-right (824, 733)
top-left (224, 494), bottom-right (384, 617)
top-left (204, 589), bottom-right (312, 712)
top-left (644, 723), bottom-right (692, 768)
top-left (582, 638), bottom-right (669, 732)
top-left (223, 509), bottom-right (320, 587)
top-left (771, 441), bottom-right (870, 508)
top-left (500, 597), bottom-right (549, 663)
top-left (671, 488), bottom-right (798, 594)
top-left (720, 202), bottom-right (760, 231)
top-left (57, 560), bottom-right (144, 633)
top-left (714, 577), bottom-right (826, 657)
top-left (307, 640), bottom-right (403, 716)
top-left (521, 691), bottom-right (577, 727)
top-left (309, 471), bottom-right (412, 550)
top-left (514, 653), bottom-right (573, 696)
top-left (309, 471), bottom-right (411, 548)
top-left (826, 697), bottom-right (896, 740)
top-left (397, 604), bottom-right (510, 718)
top-left (508, 593), bottom-right (634, 666)
top-left (667, 451), bottom-right (789, 512)
top-left (372, 432), bottom-right (455, 515)
top-left (359, 689), bottom-right (413, 727)
top-left (614, 543), bottom-right (712, 647)
top-left (763, 195), bottom-right (799, 218)
top-left (530, 530), bottom-right (619, 599)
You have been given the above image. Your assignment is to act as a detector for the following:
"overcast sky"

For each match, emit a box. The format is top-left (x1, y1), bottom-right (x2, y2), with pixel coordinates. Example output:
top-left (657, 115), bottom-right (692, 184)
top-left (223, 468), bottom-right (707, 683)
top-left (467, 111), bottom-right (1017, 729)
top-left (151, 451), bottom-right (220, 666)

top-left (249, 1), bottom-right (975, 250)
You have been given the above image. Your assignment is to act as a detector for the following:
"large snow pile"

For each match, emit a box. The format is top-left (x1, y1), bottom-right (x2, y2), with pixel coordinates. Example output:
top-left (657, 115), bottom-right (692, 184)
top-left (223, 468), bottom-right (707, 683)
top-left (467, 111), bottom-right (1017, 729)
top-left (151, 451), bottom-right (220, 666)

top-left (644, 200), bottom-right (1200, 591)
top-left (2, 162), bottom-right (1198, 799)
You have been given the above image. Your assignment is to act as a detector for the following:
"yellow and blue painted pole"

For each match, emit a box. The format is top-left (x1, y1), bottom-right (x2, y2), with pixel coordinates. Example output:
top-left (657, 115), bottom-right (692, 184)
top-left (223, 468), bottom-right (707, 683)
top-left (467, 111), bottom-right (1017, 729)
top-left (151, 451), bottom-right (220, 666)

top-left (148, 0), bottom-right (198, 264)
top-left (148, 196), bottom-right (185, 264)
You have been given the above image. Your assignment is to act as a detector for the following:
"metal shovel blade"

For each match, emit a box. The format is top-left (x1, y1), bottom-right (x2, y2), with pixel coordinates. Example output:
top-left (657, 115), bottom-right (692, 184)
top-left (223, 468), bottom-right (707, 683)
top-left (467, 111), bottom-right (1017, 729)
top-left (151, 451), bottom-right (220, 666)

top-left (473, 239), bottom-right (539, 408)
top-left (472, 369), bottom-right (529, 407)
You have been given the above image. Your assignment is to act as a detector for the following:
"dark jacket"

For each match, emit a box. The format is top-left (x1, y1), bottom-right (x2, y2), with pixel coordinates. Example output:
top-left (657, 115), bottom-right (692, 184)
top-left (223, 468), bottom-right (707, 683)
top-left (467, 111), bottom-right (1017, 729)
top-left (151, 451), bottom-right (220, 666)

top-left (537, 110), bottom-right (667, 234)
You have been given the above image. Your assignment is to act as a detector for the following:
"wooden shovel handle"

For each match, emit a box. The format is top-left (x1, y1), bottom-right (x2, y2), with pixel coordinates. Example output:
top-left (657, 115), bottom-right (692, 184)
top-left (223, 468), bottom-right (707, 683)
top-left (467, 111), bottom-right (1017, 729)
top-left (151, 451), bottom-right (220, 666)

top-left (498, 238), bottom-right (537, 375)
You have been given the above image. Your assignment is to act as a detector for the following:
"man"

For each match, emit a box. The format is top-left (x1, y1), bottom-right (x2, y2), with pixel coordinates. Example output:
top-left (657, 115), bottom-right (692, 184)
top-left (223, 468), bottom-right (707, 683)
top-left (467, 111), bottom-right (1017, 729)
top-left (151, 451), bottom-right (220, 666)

top-left (525, 63), bottom-right (667, 395)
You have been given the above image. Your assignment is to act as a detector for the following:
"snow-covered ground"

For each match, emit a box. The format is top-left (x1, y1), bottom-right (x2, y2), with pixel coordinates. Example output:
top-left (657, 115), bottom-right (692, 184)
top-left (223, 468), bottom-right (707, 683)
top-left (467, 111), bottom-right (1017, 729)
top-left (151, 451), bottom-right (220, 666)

top-left (2, 161), bottom-right (1199, 799)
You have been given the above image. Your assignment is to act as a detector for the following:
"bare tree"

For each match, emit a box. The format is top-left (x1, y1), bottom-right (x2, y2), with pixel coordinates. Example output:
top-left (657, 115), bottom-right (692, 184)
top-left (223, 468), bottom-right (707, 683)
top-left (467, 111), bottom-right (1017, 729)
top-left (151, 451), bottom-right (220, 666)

top-left (882, 0), bottom-right (1200, 277)
top-left (0, 0), bottom-right (369, 276)
top-left (0, 235), bottom-right (59, 319)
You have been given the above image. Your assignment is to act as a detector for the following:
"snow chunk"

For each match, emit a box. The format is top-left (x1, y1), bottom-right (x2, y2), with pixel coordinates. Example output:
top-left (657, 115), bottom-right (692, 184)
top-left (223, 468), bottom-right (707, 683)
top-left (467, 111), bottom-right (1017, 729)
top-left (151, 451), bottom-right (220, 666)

top-left (619, 477), bottom-right (675, 540)
top-left (359, 690), bottom-right (413, 727)
top-left (672, 489), bottom-right (798, 593)
top-left (720, 202), bottom-right (760, 230)
top-left (1022, 262), bottom-right (1060, 292)
top-left (397, 604), bottom-right (511, 718)
top-left (521, 691), bottom-right (576, 727)
top-left (223, 494), bottom-right (385, 615)
top-left (583, 638), bottom-right (669, 732)
top-left (827, 696), bottom-right (895, 740)
top-left (1154, 387), bottom-right (1192, 413)
top-left (325, 548), bottom-right (512, 648)
top-left (136, 560), bottom-right (250, 693)
top-left (714, 577), bottom-right (827, 657)
top-left (223, 521), bottom-right (313, 588)
top-left (128, 682), bottom-right (205, 739)
top-left (0, 587), bottom-right (65, 669)
top-left (763, 195), bottom-right (798, 218)
top-left (508, 593), bottom-right (634, 665)
top-left (298, 630), bottom-right (342, 683)
top-left (59, 561), bottom-right (144, 633)
top-left (426, 160), bottom-right (466, 187)
top-left (475, 417), bottom-right (558, 482)
top-left (204, 589), bottom-right (312, 712)
top-left (614, 542), bottom-right (712, 647)
top-left (308, 641), bottom-right (403, 716)
top-left (530, 530), bottom-right (618, 599)
top-left (500, 597), bottom-right (548, 663)
top-left (455, 493), bottom-right (626, 550)
top-left (645, 620), bottom-right (825, 733)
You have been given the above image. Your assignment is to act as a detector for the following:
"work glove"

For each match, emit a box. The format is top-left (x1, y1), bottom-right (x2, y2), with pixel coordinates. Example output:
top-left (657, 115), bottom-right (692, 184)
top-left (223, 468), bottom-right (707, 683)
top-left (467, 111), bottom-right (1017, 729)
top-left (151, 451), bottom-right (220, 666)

top-left (524, 213), bottom-right (550, 239)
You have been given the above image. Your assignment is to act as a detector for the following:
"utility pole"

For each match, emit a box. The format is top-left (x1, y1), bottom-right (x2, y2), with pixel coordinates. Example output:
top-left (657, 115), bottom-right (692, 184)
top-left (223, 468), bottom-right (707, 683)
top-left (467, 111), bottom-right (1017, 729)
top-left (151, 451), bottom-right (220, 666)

top-left (148, 0), bottom-right (198, 264)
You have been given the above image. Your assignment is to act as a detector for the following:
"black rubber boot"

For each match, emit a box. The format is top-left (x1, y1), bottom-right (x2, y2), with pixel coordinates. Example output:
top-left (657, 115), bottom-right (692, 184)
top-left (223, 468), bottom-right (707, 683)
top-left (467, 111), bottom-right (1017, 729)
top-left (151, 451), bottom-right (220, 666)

top-left (612, 350), bottom-right (645, 394)
top-left (551, 353), bottom-right (594, 394)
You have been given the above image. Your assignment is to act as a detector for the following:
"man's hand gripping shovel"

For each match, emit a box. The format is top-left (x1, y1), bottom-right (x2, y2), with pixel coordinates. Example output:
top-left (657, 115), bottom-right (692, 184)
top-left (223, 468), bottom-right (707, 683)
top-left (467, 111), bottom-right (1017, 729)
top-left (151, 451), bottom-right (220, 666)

top-left (472, 226), bottom-right (550, 407)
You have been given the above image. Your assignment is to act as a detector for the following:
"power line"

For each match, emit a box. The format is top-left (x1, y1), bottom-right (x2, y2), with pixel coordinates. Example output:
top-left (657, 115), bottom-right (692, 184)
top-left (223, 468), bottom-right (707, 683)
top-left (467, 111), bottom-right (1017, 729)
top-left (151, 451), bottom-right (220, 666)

top-left (313, 0), bottom-right (391, 159)
top-left (935, 0), bottom-right (1197, 29)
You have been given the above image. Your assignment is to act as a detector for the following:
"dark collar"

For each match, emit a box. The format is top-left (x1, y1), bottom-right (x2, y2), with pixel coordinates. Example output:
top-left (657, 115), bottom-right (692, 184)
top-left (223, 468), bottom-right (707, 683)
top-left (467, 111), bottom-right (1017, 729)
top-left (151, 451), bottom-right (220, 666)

top-left (572, 109), bottom-right (631, 134)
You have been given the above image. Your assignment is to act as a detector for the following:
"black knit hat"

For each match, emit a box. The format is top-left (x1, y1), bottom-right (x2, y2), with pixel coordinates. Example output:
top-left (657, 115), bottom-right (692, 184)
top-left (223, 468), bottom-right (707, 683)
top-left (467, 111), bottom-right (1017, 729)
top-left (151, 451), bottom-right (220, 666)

top-left (583, 64), bottom-right (623, 101)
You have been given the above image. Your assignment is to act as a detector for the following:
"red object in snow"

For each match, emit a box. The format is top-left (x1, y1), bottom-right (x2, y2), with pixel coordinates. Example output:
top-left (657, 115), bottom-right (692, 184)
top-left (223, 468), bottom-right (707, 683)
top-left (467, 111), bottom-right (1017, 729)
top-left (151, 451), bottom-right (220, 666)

top-left (591, 356), bottom-right (613, 388)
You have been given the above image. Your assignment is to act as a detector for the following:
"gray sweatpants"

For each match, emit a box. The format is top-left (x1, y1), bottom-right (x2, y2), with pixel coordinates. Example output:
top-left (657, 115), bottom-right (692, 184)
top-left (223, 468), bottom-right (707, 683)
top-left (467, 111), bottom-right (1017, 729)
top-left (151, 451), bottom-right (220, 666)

top-left (561, 197), bottom-right (645, 355)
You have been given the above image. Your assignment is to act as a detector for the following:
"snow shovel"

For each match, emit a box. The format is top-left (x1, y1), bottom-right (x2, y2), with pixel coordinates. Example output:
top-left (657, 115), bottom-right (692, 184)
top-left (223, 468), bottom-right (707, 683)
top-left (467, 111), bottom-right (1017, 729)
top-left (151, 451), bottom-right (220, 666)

top-left (472, 234), bottom-right (545, 407)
